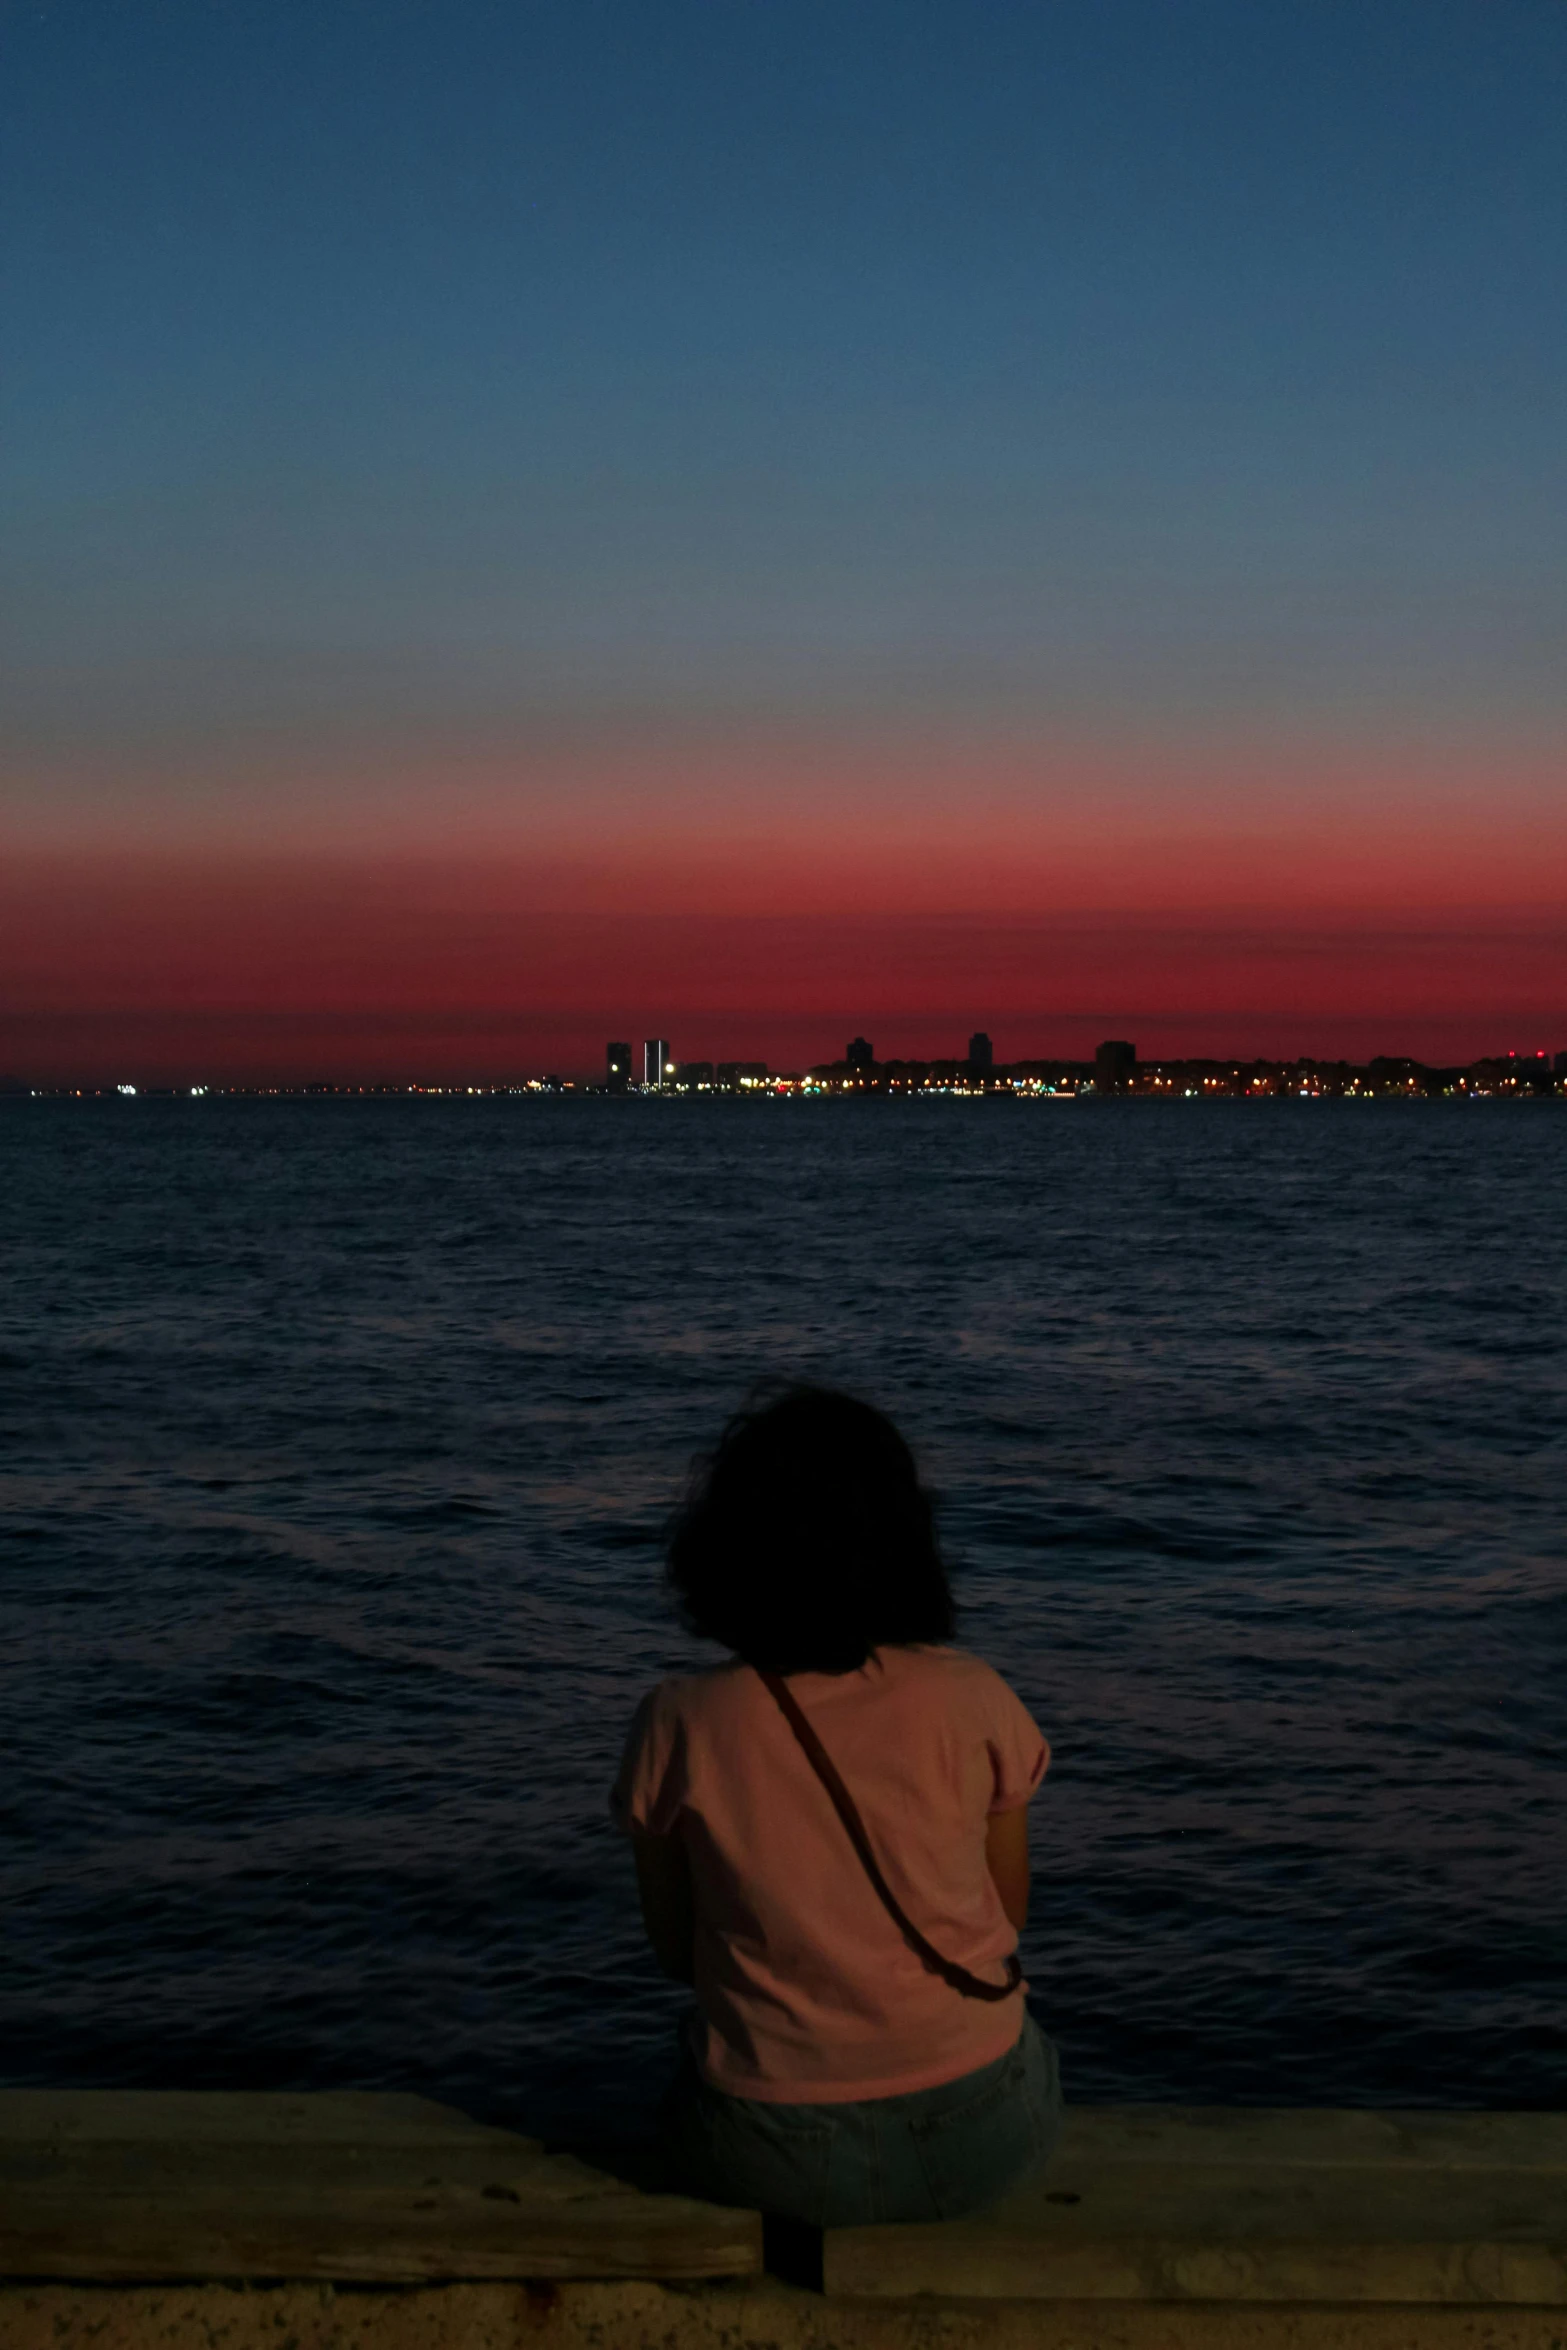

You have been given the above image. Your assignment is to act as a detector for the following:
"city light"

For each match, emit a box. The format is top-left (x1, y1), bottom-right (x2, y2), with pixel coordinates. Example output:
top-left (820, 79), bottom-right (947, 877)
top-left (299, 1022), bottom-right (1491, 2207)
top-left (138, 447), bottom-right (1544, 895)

top-left (10, 1049), bottom-right (1563, 1105)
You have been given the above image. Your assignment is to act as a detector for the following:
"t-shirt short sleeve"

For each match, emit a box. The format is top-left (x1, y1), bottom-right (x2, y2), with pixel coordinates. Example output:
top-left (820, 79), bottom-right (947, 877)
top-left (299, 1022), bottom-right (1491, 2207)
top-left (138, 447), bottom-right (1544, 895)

top-left (982, 1669), bottom-right (1051, 1813)
top-left (609, 1679), bottom-right (688, 1838)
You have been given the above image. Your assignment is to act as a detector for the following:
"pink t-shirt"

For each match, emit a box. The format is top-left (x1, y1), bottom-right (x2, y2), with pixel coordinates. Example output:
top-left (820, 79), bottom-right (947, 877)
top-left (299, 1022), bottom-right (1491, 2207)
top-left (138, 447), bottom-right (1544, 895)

top-left (611, 1645), bottom-right (1049, 2103)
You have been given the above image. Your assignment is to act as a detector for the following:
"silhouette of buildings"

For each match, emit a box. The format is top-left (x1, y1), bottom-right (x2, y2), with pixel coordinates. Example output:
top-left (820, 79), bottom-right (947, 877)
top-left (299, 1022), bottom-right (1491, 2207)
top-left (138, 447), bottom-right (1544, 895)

top-left (555, 1030), bottom-right (1567, 1101)
top-left (22, 1040), bottom-right (1567, 1101)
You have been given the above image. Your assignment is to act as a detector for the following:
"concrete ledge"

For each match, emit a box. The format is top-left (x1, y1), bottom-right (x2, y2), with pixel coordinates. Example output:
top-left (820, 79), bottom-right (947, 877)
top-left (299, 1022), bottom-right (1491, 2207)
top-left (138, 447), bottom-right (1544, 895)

top-left (4, 2093), bottom-right (1563, 2335)
top-left (825, 2108), bottom-right (1567, 2303)
top-left (0, 2094), bottom-right (760, 2283)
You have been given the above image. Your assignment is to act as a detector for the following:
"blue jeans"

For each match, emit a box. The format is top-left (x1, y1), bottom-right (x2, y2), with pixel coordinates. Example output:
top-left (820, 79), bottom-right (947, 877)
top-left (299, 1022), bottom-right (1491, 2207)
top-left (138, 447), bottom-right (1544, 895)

top-left (660, 2011), bottom-right (1062, 2227)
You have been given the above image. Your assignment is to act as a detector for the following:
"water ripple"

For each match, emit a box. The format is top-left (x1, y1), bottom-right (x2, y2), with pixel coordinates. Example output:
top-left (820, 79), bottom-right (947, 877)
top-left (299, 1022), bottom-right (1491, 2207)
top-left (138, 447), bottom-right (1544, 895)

top-left (1, 1097), bottom-right (1563, 2125)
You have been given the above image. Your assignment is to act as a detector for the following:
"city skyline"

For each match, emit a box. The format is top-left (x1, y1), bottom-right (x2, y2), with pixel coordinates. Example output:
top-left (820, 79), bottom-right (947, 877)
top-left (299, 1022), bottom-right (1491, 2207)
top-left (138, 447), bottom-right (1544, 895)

top-left (9, 1036), bottom-right (1562, 1100)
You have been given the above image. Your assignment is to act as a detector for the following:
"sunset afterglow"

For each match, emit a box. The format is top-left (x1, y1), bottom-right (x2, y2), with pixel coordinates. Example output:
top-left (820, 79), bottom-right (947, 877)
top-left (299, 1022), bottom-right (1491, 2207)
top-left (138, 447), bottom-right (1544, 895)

top-left (4, 3), bottom-right (1563, 1081)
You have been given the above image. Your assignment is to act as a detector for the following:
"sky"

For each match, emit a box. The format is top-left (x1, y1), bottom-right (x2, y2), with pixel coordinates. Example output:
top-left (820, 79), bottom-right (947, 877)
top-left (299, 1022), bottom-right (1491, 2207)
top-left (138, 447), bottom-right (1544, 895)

top-left (3, 0), bottom-right (1564, 1081)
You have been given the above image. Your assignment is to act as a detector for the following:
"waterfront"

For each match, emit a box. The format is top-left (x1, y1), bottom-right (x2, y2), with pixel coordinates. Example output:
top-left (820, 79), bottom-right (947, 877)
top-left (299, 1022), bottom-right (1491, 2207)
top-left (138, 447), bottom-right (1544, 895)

top-left (2, 1098), bottom-right (1563, 2129)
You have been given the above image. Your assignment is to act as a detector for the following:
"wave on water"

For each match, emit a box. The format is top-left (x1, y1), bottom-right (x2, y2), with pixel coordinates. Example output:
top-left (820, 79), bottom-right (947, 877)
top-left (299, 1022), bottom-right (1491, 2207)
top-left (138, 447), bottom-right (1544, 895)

top-left (2, 1096), bottom-right (1564, 2125)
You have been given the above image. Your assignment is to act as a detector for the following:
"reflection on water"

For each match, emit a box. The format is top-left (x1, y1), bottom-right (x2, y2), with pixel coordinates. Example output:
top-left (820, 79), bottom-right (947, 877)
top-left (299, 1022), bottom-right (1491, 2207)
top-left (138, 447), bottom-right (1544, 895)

top-left (1, 1097), bottom-right (1563, 2124)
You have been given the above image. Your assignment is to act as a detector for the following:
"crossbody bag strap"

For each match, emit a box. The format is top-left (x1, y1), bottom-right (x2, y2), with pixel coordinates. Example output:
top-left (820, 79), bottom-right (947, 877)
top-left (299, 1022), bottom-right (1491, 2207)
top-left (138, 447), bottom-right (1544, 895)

top-left (757, 1667), bottom-right (1022, 2005)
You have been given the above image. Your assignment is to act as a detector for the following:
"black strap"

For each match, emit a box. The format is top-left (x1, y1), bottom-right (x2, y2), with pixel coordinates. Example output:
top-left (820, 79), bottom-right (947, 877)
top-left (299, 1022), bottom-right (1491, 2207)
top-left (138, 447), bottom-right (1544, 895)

top-left (758, 1668), bottom-right (1023, 2005)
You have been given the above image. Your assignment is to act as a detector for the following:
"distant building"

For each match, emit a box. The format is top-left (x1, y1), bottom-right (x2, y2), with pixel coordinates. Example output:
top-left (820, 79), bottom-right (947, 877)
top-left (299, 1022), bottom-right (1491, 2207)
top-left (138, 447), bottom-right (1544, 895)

top-left (643, 1038), bottom-right (672, 1089)
top-left (717, 1062), bottom-right (770, 1089)
top-left (674, 1061), bottom-right (714, 1090)
top-left (1094, 1039), bottom-right (1137, 1091)
top-left (968, 1031), bottom-right (994, 1076)
top-left (846, 1036), bottom-right (875, 1070)
top-left (606, 1041), bottom-right (632, 1094)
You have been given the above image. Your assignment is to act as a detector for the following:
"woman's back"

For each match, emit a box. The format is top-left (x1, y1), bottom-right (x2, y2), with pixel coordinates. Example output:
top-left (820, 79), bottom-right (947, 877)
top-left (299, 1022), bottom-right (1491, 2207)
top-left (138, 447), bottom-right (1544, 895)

top-left (616, 1384), bottom-right (1062, 2226)
top-left (615, 1643), bottom-right (1047, 2101)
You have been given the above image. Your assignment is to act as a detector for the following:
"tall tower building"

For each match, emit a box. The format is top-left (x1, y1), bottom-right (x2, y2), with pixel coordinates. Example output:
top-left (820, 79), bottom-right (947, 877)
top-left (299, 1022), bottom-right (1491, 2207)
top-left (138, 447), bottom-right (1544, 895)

top-left (968, 1032), bottom-right (994, 1076)
top-left (644, 1038), bottom-right (672, 1089)
top-left (606, 1042), bottom-right (632, 1094)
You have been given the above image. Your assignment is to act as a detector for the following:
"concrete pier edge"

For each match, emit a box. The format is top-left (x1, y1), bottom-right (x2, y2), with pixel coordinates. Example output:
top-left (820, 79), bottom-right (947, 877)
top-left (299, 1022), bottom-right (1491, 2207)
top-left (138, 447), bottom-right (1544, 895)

top-left (3, 2094), bottom-right (1564, 2348)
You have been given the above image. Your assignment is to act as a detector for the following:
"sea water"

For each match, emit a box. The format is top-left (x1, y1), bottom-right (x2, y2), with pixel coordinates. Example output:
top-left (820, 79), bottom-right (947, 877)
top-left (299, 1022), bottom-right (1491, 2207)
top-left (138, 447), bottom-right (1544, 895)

top-left (2, 1096), bottom-right (1563, 2127)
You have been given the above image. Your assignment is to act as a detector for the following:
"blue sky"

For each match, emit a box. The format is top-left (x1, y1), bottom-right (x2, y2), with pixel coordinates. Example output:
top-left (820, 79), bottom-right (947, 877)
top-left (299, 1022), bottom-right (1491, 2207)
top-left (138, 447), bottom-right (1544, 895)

top-left (3, 0), bottom-right (1563, 1072)
top-left (8, 0), bottom-right (1566, 761)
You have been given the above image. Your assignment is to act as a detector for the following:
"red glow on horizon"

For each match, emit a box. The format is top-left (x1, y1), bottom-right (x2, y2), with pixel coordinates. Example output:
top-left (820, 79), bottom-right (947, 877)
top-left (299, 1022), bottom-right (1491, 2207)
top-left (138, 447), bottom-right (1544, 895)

top-left (5, 728), bottom-right (1564, 1082)
top-left (1, 844), bottom-right (1561, 1085)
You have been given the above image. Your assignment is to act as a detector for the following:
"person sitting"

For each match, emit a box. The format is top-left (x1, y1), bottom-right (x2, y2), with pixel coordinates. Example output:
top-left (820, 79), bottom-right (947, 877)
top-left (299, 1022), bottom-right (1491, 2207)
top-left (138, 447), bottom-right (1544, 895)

top-left (612, 1384), bottom-right (1061, 2228)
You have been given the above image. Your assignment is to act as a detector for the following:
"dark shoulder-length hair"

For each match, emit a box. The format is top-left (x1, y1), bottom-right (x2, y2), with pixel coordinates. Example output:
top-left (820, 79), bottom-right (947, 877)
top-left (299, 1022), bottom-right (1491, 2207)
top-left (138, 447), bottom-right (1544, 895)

top-left (666, 1384), bottom-right (955, 1675)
